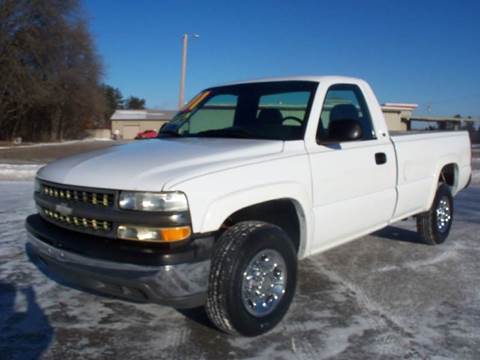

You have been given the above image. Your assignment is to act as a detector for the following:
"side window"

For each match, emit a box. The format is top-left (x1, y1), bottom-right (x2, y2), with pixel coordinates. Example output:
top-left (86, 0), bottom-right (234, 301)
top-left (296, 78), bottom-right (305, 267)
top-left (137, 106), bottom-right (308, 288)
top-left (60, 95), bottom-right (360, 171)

top-left (317, 84), bottom-right (375, 142)
top-left (180, 94), bottom-right (237, 134)
top-left (257, 91), bottom-right (311, 127)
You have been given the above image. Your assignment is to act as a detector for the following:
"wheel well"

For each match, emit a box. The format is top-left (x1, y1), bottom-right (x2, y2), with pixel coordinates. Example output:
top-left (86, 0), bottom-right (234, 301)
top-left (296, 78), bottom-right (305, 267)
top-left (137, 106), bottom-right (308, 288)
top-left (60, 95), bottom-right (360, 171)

top-left (221, 199), bottom-right (302, 254)
top-left (439, 163), bottom-right (457, 189)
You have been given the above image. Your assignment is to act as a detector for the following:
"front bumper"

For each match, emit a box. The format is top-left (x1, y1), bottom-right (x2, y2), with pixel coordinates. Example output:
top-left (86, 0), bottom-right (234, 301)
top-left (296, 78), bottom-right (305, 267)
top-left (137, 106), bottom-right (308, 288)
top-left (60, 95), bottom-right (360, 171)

top-left (26, 215), bottom-right (211, 308)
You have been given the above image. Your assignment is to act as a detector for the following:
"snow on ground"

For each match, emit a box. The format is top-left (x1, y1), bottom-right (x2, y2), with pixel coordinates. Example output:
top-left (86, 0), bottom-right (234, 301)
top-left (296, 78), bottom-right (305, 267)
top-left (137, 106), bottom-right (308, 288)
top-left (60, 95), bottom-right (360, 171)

top-left (473, 170), bottom-right (480, 183)
top-left (0, 164), bottom-right (44, 180)
top-left (0, 138), bottom-right (112, 150)
top-left (1, 180), bottom-right (479, 359)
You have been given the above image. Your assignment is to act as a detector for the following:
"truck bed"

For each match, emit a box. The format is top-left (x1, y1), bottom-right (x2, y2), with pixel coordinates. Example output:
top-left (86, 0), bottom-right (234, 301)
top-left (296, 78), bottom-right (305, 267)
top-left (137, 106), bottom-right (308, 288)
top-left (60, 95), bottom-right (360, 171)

top-left (389, 130), bottom-right (471, 220)
top-left (389, 130), bottom-right (461, 137)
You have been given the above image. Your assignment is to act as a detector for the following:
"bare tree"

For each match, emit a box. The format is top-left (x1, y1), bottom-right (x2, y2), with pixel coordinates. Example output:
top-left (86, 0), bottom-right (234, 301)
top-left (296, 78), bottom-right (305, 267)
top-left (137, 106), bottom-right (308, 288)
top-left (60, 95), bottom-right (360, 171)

top-left (0, 0), bottom-right (105, 141)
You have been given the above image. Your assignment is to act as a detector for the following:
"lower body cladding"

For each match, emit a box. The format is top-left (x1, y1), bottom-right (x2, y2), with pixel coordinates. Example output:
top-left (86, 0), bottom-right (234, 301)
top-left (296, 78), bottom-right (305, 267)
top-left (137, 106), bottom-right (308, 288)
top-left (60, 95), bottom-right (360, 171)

top-left (25, 215), bottom-right (212, 309)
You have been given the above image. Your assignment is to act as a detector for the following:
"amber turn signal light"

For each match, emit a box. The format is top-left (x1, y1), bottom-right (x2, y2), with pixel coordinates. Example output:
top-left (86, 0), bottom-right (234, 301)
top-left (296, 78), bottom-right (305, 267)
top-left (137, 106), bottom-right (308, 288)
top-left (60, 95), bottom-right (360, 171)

top-left (117, 225), bottom-right (191, 243)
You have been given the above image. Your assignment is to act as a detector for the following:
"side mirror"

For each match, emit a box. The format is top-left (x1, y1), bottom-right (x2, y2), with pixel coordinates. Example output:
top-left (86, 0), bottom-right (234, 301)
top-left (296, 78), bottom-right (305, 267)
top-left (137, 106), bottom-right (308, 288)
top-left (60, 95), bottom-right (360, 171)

top-left (328, 119), bottom-right (363, 142)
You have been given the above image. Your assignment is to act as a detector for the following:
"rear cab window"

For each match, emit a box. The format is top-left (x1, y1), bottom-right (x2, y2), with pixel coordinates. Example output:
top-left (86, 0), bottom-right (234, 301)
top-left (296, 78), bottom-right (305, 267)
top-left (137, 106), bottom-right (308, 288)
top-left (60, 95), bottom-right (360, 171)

top-left (257, 92), bottom-right (311, 127)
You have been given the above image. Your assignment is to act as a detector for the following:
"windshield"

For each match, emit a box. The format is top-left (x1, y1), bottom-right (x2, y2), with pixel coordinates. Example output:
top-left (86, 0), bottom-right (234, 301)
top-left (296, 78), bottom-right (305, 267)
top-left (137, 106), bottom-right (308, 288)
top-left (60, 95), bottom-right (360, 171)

top-left (159, 81), bottom-right (318, 140)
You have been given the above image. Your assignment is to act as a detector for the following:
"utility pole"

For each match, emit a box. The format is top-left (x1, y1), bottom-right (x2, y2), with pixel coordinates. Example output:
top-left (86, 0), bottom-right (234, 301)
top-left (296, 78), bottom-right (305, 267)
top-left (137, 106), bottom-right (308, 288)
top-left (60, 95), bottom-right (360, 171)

top-left (178, 33), bottom-right (199, 109)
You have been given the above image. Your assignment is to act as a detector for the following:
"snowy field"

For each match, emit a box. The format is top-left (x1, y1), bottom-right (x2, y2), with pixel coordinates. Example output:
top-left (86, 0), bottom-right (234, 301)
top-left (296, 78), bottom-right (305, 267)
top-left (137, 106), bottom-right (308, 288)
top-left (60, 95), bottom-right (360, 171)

top-left (0, 138), bottom-right (112, 150)
top-left (0, 180), bottom-right (479, 359)
top-left (0, 164), bottom-right (45, 180)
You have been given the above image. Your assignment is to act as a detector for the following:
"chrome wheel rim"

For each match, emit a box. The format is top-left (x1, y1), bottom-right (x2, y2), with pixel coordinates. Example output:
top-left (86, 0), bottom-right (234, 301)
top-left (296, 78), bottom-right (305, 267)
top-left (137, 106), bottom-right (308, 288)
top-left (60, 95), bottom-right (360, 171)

top-left (241, 249), bottom-right (287, 317)
top-left (436, 195), bottom-right (451, 233)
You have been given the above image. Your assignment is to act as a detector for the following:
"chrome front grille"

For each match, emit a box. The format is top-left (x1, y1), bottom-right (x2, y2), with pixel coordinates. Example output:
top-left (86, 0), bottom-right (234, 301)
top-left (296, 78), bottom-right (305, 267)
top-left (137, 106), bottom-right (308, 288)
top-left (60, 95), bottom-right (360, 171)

top-left (41, 183), bottom-right (114, 207)
top-left (41, 207), bottom-right (112, 232)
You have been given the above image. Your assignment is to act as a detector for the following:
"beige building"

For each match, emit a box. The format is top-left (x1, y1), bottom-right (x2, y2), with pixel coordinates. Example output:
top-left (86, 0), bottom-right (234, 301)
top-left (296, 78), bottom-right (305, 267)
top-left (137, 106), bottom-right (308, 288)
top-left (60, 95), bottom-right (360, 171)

top-left (111, 109), bottom-right (177, 139)
top-left (381, 103), bottom-right (418, 131)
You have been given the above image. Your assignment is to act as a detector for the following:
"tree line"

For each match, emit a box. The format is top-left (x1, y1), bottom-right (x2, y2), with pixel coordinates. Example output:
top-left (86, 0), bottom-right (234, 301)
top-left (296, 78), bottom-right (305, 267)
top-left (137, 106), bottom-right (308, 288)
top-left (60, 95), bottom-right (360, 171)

top-left (0, 0), bottom-right (145, 142)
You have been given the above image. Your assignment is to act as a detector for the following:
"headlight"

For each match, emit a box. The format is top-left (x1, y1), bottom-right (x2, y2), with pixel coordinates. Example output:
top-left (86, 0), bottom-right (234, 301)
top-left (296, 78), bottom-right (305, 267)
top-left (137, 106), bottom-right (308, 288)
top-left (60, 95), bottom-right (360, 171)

top-left (117, 225), bottom-right (191, 242)
top-left (118, 192), bottom-right (188, 212)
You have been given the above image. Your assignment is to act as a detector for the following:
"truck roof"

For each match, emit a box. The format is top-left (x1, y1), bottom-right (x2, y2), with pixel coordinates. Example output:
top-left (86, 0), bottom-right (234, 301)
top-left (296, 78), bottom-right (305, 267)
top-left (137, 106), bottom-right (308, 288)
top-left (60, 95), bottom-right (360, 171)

top-left (219, 75), bottom-right (364, 87)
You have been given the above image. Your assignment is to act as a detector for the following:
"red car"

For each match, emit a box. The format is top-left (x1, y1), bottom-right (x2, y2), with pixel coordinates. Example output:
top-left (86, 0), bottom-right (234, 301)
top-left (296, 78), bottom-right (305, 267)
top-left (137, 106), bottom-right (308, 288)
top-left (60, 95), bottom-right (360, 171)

top-left (135, 130), bottom-right (157, 139)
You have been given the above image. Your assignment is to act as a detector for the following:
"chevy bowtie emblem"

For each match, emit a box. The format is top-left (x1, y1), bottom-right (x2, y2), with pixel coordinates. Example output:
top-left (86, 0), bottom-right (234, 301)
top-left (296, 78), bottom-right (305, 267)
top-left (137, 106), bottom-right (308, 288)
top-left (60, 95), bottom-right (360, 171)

top-left (55, 203), bottom-right (73, 216)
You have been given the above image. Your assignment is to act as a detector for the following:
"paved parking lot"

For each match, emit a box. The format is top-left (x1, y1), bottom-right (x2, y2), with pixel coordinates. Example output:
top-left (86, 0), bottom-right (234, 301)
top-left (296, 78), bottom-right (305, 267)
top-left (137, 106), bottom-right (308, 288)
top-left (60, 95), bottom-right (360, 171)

top-left (0, 179), bottom-right (479, 360)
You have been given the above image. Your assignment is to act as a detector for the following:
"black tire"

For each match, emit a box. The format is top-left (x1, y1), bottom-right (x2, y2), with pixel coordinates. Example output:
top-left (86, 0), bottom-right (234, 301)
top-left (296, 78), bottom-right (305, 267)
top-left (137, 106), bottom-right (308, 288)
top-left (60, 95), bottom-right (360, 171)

top-left (205, 221), bottom-right (297, 336)
top-left (416, 184), bottom-right (454, 245)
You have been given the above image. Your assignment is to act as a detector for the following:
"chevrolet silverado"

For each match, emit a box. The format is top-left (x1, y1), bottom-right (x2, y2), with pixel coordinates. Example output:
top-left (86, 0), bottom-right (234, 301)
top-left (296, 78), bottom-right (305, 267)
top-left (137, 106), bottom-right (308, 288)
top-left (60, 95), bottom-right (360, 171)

top-left (26, 76), bottom-right (472, 336)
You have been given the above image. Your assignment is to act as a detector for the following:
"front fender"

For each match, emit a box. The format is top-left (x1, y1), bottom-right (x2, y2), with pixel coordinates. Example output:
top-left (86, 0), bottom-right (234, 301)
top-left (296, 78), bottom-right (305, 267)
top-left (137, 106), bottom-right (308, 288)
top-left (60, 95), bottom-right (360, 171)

top-left (201, 182), bottom-right (313, 258)
top-left (166, 151), bottom-right (313, 258)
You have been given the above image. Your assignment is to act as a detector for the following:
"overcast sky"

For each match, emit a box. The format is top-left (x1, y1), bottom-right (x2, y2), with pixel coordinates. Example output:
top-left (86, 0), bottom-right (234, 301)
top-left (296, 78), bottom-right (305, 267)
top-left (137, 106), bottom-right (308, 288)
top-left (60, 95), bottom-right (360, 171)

top-left (84, 0), bottom-right (480, 117)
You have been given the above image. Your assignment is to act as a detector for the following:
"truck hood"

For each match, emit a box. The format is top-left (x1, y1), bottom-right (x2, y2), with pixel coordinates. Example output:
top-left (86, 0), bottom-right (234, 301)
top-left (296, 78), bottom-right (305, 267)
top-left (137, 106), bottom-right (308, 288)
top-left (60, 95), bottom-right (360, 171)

top-left (37, 138), bottom-right (284, 191)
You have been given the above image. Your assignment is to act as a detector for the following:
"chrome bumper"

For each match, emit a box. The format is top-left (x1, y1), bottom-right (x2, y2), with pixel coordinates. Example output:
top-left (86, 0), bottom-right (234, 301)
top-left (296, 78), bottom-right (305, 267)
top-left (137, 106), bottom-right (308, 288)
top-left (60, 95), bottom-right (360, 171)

top-left (26, 232), bottom-right (210, 308)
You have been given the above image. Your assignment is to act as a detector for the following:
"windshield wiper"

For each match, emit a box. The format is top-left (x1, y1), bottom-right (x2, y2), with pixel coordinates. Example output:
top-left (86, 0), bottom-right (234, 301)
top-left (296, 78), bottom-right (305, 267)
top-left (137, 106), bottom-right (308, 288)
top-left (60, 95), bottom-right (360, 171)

top-left (158, 129), bottom-right (182, 138)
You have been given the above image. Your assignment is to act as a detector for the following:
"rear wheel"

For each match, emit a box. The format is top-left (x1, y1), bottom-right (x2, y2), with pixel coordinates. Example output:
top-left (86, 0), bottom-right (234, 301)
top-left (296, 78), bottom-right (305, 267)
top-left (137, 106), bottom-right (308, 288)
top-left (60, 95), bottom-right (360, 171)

top-left (416, 184), bottom-right (454, 245)
top-left (205, 221), bottom-right (297, 336)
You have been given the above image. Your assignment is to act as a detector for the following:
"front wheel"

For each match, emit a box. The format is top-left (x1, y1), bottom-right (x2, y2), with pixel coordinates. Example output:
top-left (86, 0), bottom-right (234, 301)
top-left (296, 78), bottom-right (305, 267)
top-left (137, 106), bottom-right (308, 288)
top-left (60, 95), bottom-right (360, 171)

top-left (205, 221), bottom-right (297, 336)
top-left (416, 184), bottom-right (454, 245)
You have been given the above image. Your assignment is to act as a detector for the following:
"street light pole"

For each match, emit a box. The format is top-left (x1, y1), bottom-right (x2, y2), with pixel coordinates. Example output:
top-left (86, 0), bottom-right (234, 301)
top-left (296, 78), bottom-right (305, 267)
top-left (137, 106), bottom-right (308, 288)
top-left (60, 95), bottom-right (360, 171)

top-left (178, 33), bottom-right (199, 109)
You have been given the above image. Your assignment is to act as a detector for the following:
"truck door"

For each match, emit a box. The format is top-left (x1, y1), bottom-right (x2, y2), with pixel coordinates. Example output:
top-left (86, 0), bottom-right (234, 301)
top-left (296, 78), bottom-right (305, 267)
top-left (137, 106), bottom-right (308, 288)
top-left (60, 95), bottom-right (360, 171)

top-left (307, 84), bottom-right (397, 253)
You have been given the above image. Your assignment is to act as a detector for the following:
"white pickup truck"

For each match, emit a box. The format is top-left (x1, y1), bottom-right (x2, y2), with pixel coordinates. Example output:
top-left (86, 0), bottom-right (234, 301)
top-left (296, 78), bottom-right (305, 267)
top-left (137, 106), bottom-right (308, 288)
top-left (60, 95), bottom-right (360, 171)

top-left (26, 76), bottom-right (472, 336)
